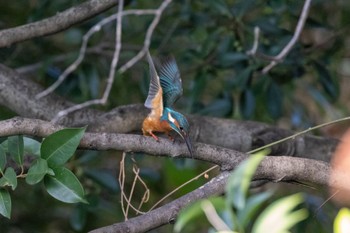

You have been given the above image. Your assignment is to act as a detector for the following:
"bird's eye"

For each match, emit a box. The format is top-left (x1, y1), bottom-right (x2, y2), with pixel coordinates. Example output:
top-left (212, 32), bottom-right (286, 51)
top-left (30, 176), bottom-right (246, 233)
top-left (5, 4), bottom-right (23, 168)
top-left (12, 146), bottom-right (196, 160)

top-left (179, 127), bottom-right (183, 130)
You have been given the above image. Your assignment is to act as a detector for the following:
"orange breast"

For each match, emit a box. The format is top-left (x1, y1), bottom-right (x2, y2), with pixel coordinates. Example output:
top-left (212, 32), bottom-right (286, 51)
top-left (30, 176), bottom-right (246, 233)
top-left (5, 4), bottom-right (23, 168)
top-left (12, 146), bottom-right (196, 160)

top-left (142, 116), bottom-right (172, 135)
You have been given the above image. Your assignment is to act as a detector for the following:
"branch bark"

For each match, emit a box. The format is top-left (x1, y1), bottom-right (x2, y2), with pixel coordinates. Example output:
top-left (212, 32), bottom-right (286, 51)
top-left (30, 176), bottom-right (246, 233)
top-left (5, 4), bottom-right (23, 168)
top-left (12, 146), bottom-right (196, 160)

top-left (0, 64), bottom-right (338, 162)
top-left (0, 0), bottom-right (119, 48)
top-left (0, 117), bottom-right (339, 233)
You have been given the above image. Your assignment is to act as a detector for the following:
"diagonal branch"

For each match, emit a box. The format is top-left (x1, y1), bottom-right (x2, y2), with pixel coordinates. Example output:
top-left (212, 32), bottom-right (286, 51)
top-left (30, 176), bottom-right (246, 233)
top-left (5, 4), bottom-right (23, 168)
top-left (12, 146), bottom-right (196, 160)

top-left (0, 0), bottom-right (119, 48)
top-left (251, 0), bottom-right (312, 74)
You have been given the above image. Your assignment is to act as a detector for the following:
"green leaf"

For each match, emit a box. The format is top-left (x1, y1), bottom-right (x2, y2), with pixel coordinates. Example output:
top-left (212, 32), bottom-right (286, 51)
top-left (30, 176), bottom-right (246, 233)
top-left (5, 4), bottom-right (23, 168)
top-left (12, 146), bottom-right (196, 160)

top-left (44, 166), bottom-right (87, 204)
top-left (219, 52), bottom-right (248, 67)
top-left (26, 158), bottom-right (50, 185)
top-left (0, 189), bottom-right (11, 219)
top-left (41, 127), bottom-right (86, 167)
top-left (252, 193), bottom-right (308, 233)
top-left (8, 135), bottom-right (24, 166)
top-left (174, 197), bottom-right (225, 232)
top-left (84, 169), bottom-right (119, 193)
top-left (334, 208), bottom-right (350, 233)
top-left (238, 191), bottom-right (273, 227)
top-left (23, 137), bottom-right (41, 157)
top-left (0, 146), bottom-right (6, 172)
top-left (0, 168), bottom-right (17, 190)
top-left (239, 89), bottom-right (255, 119)
top-left (225, 151), bottom-right (266, 210)
top-left (267, 81), bottom-right (283, 119)
top-left (313, 61), bottom-right (339, 101)
top-left (70, 204), bottom-right (87, 231)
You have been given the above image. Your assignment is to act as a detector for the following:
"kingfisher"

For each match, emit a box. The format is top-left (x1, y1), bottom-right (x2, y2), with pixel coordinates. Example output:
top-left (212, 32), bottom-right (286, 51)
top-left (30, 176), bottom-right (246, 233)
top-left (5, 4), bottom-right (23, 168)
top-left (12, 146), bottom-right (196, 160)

top-left (142, 52), bottom-right (194, 157)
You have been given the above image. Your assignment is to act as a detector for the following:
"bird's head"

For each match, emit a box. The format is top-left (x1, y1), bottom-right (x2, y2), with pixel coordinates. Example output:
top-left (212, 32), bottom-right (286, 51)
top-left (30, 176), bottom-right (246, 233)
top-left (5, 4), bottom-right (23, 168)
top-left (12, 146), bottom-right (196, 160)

top-left (162, 108), bottom-right (194, 157)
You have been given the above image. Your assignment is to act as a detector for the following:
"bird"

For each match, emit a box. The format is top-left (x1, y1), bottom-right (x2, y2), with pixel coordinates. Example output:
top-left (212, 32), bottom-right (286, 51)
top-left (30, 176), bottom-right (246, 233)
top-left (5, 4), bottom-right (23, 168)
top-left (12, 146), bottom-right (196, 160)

top-left (142, 52), bottom-right (194, 157)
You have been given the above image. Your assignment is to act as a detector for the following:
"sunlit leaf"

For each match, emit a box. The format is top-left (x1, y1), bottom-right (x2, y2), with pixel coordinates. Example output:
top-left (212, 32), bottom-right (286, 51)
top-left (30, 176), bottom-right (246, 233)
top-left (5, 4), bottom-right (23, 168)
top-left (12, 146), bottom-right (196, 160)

top-left (41, 127), bottom-right (86, 167)
top-left (334, 208), bottom-right (350, 233)
top-left (26, 158), bottom-right (50, 185)
top-left (0, 168), bottom-right (17, 190)
top-left (44, 166), bottom-right (86, 204)
top-left (8, 135), bottom-right (24, 166)
top-left (174, 197), bottom-right (225, 232)
top-left (225, 151), bottom-right (266, 210)
top-left (252, 193), bottom-right (308, 233)
top-left (0, 189), bottom-right (11, 219)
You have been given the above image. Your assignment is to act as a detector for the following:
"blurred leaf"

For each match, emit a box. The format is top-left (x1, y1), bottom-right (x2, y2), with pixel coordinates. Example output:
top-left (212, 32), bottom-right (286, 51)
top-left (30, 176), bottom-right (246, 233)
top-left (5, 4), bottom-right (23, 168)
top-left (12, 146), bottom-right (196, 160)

top-left (231, 0), bottom-right (257, 19)
top-left (219, 52), bottom-right (248, 68)
top-left (238, 191), bottom-right (273, 227)
top-left (208, 0), bottom-right (232, 17)
top-left (0, 146), bottom-right (6, 172)
top-left (41, 127), bottom-right (86, 167)
top-left (174, 197), bottom-right (225, 232)
top-left (44, 166), bottom-right (87, 204)
top-left (85, 169), bottom-right (119, 193)
top-left (225, 151), bottom-right (266, 210)
top-left (0, 189), bottom-right (11, 219)
top-left (231, 66), bottom-right (254, 89)
top-left (313, 61), bottom-right (339, 101)
top-left (8, 135), bottom-right (24, 166)
top-left (64, 28), bottom-right (83, 45)
top-left (239, 89), bottom-right (255, 119)
top-left (252, 193), bottom-right (308, 233)
top-left (70, 204), bottom-right (87, 231)
top-left (198, 93), bottom-right (233, 117)
top-left (0, 168), bottom-right (17, 190)
top-left (23, 137), bottom-right (41, 157)
top-left (26, 158), bottom-right (51, 185)
top-left (267, 81), bottom-right (283, 119)
top-left (334, 208), bottom-right (350, 233)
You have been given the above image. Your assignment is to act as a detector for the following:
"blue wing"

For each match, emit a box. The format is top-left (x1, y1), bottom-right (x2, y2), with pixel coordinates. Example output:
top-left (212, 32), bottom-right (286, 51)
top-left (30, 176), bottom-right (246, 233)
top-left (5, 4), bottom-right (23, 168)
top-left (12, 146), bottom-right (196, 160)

top-left (158, 56), bottom-right (183, 108)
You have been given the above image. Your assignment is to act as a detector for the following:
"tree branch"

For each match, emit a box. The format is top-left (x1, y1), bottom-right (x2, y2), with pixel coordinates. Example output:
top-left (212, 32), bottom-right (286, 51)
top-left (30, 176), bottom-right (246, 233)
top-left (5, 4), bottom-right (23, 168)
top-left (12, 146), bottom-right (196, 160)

top-left (0, 0), bottom-right (119, 48)
top-left (0, 117), bottom-right (343, 233)
top-left (0, 64), bottom-right (338, 162)
top-left (247, 0), bottom-right (312, 74)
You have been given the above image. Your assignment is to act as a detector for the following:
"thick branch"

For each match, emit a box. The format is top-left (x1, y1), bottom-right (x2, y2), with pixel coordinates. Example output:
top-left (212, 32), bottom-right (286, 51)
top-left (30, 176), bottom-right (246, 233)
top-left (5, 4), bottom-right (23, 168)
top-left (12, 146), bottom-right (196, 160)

top-left (0, 117), bottom-right (342, 233)
top-left (0, 64), bottom-right (338, 162)
top-left (0, 0), bottom-right (119, 47)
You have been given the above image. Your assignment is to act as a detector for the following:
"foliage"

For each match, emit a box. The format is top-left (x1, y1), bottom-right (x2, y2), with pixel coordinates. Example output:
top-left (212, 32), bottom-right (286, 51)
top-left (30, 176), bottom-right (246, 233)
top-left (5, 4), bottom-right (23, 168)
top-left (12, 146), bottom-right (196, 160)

top-left (175, 152), bottom-right (308, 233)
top-left (0, 128), bottom-right (86, 219)
top-left (1, 0), bottom-right (349, 232)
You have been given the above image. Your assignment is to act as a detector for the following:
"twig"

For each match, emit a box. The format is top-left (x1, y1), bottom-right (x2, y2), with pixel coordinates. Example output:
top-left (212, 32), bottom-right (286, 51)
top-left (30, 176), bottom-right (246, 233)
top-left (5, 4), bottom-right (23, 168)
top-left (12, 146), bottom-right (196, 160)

top-left (49, 0), bottom-right (125, 123)
top-left (246, 26), bottom-right (260, 56)
top-left (0, 0), bottom-right (119, 48)
top-left (35, 10), bottom-right (157, 99)
top-left (148, 165), bottom-right (219, 211)
top-left (119, 153), bottom-right (128, 219)
top-left (261, 0), bottom-right (312, 74)
top-left (35, 0), bottom-right (172, 123)
top-left (118, 0), bottom-right (172, 73)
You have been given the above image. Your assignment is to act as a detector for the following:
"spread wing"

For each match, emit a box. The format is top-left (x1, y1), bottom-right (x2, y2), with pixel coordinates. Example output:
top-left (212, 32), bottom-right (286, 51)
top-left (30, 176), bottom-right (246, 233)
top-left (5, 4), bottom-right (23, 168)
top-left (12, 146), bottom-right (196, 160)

top-left (144, 52), bottom-right (163, 117)
top-left (158, 56), bottom-right (183, 108)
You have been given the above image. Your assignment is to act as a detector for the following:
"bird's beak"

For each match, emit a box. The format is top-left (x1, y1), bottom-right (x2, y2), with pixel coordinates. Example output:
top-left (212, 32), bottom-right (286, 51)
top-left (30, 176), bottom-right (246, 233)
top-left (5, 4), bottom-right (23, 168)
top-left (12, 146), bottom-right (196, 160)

top-left (180, 130), bottom-right (194, 157)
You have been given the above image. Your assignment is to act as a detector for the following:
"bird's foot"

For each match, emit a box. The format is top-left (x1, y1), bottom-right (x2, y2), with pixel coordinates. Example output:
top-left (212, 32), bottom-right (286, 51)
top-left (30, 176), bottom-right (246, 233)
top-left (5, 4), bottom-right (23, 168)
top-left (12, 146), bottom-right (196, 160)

top-left (150, 132), bottom-right (159, 141)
